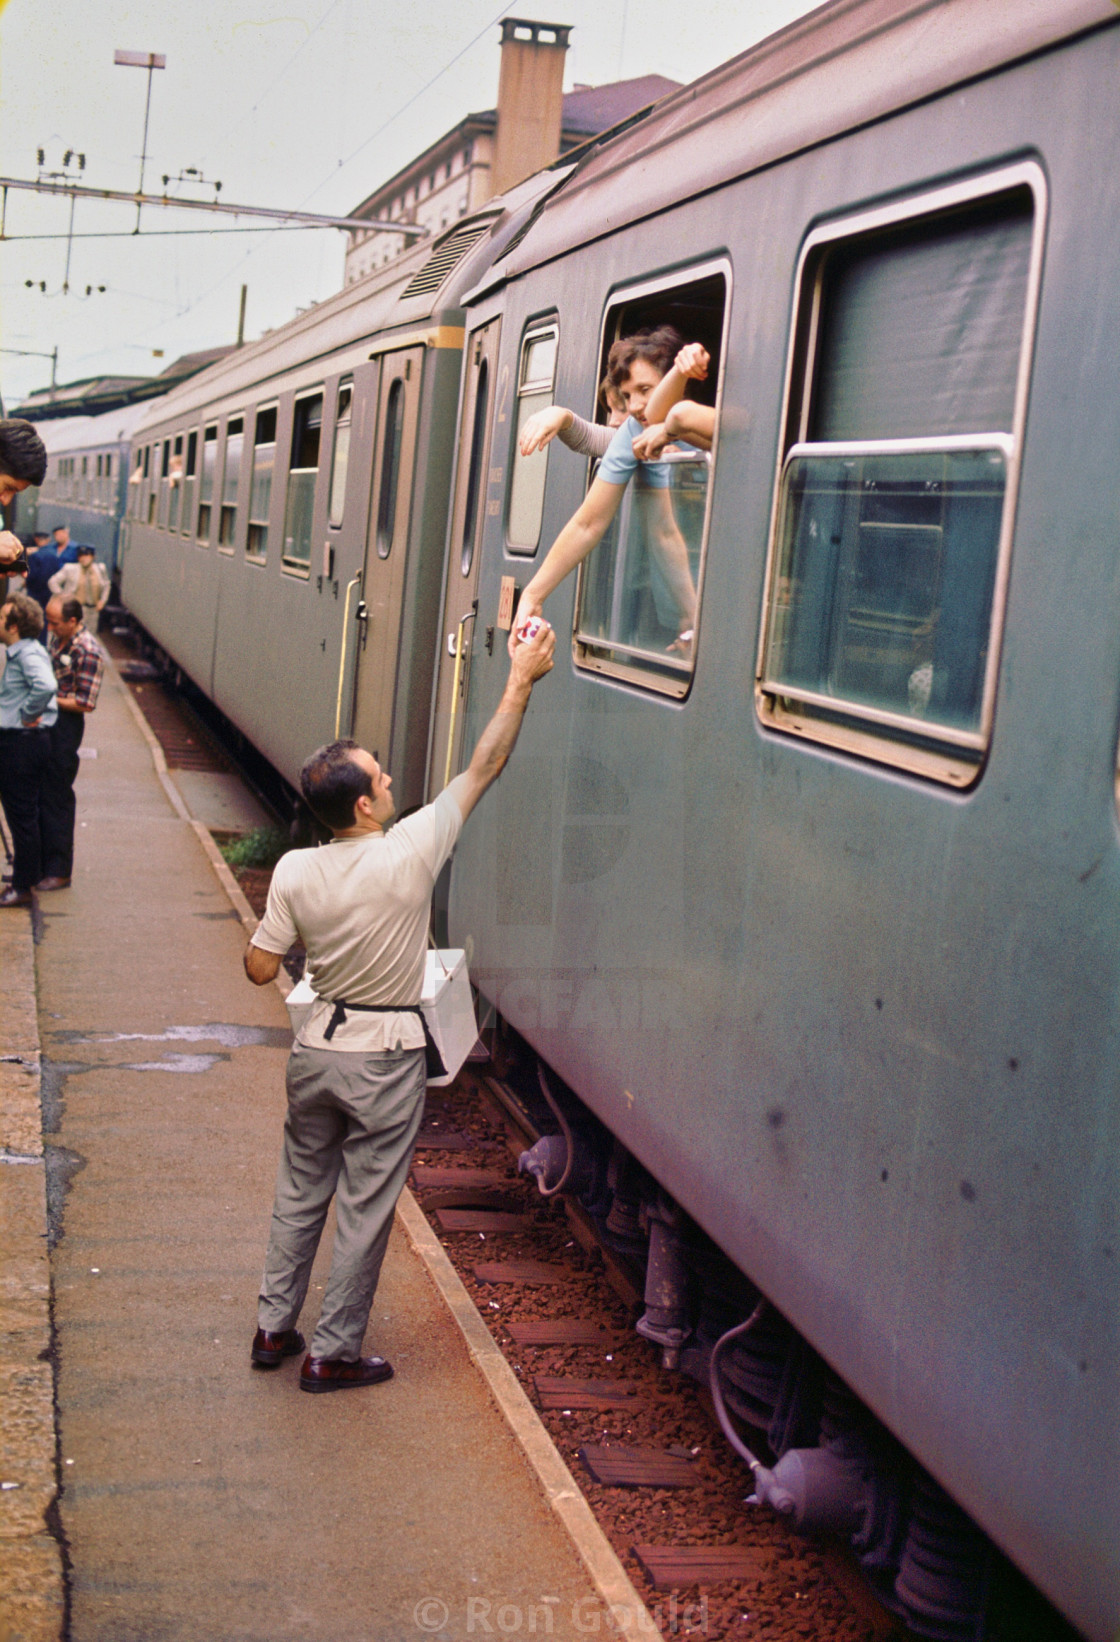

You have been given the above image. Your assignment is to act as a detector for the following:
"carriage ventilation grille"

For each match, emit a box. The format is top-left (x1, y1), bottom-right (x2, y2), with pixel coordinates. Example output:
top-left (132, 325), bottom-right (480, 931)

top-left (400, 223), bottom-right (492, 300)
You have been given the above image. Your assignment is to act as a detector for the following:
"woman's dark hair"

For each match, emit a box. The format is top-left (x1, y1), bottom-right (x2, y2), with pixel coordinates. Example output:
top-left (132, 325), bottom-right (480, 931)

top-left (299, 739), bottom-right (373, 832)
top-left (606, 325), bottom-right (684, 392)
top-left (0, 419), bottom-right (48, 486)
top-left (2, 590), bottom-right (46, 640)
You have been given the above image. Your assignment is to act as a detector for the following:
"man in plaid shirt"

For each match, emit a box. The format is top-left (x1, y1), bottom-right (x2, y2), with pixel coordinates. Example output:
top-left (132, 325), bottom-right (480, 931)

top-left (40, 596), bottom-right (104, 890)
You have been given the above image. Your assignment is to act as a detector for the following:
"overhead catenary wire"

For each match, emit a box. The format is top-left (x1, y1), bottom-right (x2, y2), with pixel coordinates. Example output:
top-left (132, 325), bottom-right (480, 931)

top-left (134, 5), bottom-right (510, 336)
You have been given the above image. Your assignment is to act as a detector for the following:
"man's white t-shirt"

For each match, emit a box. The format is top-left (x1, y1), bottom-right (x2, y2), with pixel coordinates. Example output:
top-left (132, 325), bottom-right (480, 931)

top-left (251, 788), bottom-right (462, 1053)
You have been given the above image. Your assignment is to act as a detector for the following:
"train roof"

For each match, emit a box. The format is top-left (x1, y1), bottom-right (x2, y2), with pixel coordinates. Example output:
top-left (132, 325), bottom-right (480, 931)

top-left (131, 164), bottom-right (571, 438)
top-left (491, 0), bottom-right (1119, 284)
top-left (30, 398), bottom-right (154, 454)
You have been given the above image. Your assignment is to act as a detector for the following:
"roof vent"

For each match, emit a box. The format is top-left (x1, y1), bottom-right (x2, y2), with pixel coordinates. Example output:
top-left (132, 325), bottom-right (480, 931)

top-left (400, 222), bottom-right (492, 300)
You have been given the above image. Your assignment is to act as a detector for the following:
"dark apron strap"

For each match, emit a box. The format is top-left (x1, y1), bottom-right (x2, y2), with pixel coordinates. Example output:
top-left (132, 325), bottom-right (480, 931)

top-left (320, 998), bottom-right (446, 1079)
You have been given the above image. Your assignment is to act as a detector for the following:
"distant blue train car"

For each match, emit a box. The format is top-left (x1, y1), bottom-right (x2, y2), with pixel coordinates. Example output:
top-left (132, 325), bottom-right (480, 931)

top-left (32, 400), bottom-right (154, 575)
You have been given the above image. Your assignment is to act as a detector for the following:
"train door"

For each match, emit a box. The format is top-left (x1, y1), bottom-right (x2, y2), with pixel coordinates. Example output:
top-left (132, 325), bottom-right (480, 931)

top-left (350, 347), bottom-right (423, 764)
top-left (427, 319), bottom-right (500, 797)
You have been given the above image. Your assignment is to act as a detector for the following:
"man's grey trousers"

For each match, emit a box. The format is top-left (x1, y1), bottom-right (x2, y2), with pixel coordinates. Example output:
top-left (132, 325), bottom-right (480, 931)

top-left (258, 1044), bottom-right (427, 1361)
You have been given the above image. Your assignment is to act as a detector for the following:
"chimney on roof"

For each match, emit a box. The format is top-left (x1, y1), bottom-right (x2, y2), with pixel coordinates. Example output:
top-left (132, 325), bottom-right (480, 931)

top-left (490, 17), bottom-right (572, 199)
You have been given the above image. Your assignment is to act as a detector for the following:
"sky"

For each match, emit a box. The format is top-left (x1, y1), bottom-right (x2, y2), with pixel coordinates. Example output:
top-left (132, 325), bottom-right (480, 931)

top-left (0, 0), bottom-right (823, 408)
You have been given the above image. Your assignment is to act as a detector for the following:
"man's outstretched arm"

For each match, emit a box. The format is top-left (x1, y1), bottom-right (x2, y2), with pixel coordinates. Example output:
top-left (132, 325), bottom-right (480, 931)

top-left (448, 621), bottom-right (555, 823)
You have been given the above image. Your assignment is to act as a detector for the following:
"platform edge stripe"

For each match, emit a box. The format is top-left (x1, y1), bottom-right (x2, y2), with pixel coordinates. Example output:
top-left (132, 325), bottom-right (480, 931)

top-left (107, 658), bottom-right (191, 821)
top-left (0, 909), bottom-right (66, 1633)
top-left (395, 1188), bottom-right (656, 1629)
top-left (111, 656), bottom-right (294, 997)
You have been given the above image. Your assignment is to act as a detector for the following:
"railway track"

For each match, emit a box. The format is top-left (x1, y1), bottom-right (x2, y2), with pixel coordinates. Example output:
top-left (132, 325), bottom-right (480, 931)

top-left (409, 1064), bottom-right (892, 1642)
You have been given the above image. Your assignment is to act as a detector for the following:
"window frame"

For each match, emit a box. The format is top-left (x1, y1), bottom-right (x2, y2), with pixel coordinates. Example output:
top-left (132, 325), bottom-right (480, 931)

top-left (571, 257), bottom-right (730, 701)
top-left (218, 415), bottom-right (244, 553)
top-left (180, 429), bottom-right (198, 537)
top-left (754, 161), bottom-right (1047, 788)
top-left (247, 403), bottom-right (277, 564)
top-left (282, 388), bottom-right (324, 575)
top-left (327, 377), bottom-right (353, 532)
top-left (197, 424), bottom-right (218, 544)
top-left (505, 317), bottom-right (559, 557)
top-left (168, 434), bottom-right (184, 532)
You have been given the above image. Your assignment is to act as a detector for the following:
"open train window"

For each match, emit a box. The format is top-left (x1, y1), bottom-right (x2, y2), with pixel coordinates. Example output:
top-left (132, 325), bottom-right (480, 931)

top-left (283, 391), bottom-right (322, 571)
top-left (248, 406), bottom-right (276, 562)
top-left (506, 320), bottom-right (558, 555)
top-left (197, 426), bottom-right (217, 543)
top-left (327, 378), bottom-right (352, 530)
top-left (219, 417), bottom-right (242, 550)
top-left (181, 431), bottom-right (198, 536)
top-left (168, 435), bottom-right (184, 532)
top-left (572, 263), bottom-right (727, 700)
top-left (156, 440), bottom-right (171, 528)
top-left (757, 164), bottom-right (1044, 787)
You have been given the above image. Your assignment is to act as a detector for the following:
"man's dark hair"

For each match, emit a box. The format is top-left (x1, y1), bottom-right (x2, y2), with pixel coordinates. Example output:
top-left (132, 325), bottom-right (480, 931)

top-left (0, 420), bottom-right (48, 486)
top-left (2, 590), bottom-right (45, 640)
top-left (52, 525), bottom-right (69, 538)
top-left (60, 598), bottom-right (83, 623)
top-left (607, 325), bottom-right (684, 393)
top-left (300, 739), bottom-right (373, 832)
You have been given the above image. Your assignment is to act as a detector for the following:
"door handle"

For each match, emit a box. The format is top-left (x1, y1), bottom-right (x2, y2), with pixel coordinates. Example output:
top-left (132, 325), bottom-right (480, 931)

top-left (355, 599), bottom-right (370, 651)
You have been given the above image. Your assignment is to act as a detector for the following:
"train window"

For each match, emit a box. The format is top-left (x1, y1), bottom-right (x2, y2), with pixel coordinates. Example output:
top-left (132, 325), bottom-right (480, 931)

top-left (572, 264), bottom-right (727, 700)
top-left (757, 168), bottom-right (1042, 787)
top-left (168, 435), bottom-right (184, 531)
top-left (459, 359), bottom-right (490, 577)
top-left (219, 417), bottom-right (243, 549)
top-left (197, 426), bottom-right (218, 542)
top-left (130, 448), bottom-right (144, 518)
top-left (327, 379), bottom-right (353, 529)
top-left (506, 321), bottom-right (558, 555)
top-left (376, 378), bottom-right (405, 560)
top-left (283, 392), bottom-right (323, 570)
top-left (248, 406), bottom-right (277, 561)
top-left (181, 431), bottom-right (198, 536)
top-left (157, 440), bottom-right (171, 529)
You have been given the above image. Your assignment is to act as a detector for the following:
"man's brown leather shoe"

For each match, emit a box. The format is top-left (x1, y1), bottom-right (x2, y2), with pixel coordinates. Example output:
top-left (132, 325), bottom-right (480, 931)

top-left (250, 1327), bottom-right (305, 1368)
top-left (299, 1354), bottom-right (394, 1393)
top-left (0, 887), bottom-right (33, 908)
top-left (35, 876), bottom-right (71, 892)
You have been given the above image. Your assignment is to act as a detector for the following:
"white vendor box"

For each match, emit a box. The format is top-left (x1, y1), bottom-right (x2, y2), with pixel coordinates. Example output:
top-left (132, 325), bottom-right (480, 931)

top-left (283, 949), bottom-right (476, 1088)
top-left (421, 948), bottom-right (476, 1086)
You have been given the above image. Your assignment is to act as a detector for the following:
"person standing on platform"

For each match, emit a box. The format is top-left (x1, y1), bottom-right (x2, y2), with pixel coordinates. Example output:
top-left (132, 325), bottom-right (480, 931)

top-left (242, 620), bottom-right (556, 1392)
top-left (49, 544), bottom-right (110, 634)
top-left (0, 591), bottom-right (58, 908)
top-left (50, 525), bottom-right (78, 562)
top-left (38, 596), bottom-right (104, 891)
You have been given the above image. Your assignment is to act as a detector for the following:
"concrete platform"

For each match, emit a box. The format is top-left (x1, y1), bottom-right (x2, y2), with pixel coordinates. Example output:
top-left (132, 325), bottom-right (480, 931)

top-left (3, 659), bottom-right (652, 1642)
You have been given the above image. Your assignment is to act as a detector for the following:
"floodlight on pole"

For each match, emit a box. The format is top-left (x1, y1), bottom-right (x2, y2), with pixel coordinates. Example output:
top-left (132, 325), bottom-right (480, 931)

top-left (114, 50), bottom-right (166, 231)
